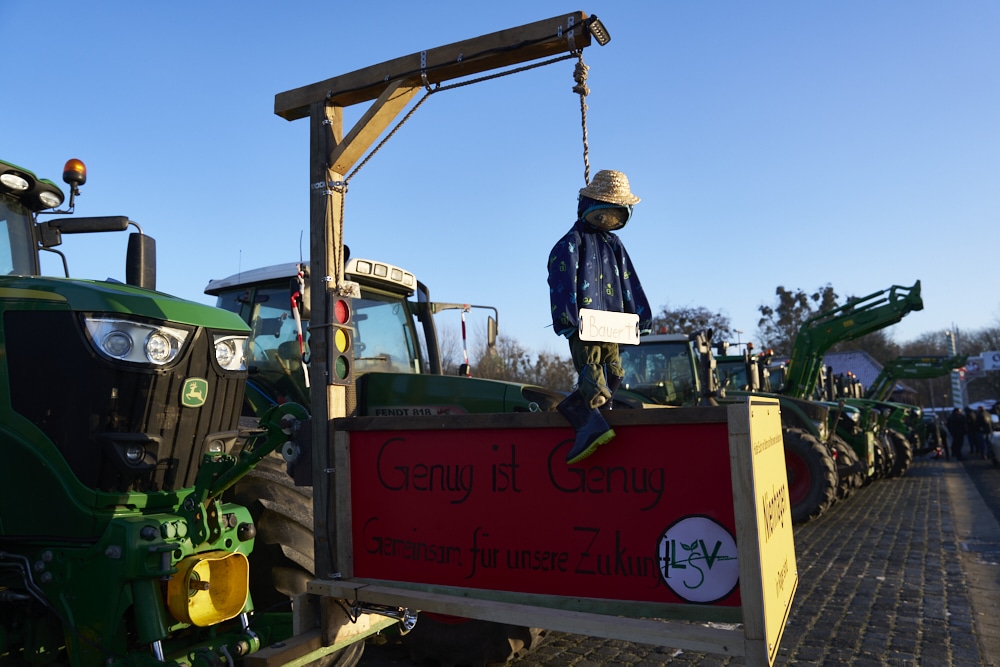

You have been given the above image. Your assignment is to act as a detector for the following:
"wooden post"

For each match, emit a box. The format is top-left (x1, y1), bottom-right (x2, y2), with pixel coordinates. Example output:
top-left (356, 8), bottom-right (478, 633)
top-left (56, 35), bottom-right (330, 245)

top-left (307, 101), bottom-right (346, 588)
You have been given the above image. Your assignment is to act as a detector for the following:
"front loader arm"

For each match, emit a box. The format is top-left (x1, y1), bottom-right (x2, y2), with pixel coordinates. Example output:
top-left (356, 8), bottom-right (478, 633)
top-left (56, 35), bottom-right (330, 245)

top-left (782, 281), bottom-right (923, 399)
top-left (865, 354), bottom-right (968, 401)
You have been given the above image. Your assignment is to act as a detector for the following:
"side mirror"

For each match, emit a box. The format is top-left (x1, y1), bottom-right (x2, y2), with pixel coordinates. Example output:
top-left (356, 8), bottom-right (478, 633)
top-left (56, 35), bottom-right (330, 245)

top-left (126, 233), bottom-right (156, 290)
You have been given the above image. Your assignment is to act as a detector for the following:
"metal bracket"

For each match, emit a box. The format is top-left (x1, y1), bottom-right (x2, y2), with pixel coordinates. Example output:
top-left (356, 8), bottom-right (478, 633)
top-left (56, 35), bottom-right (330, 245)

top-left (311, 180), bottom-right (347, 196)
top-left (420, 50), bottom-right (431, 90)
top-left (352, 603), bottom-right (418, 633)
top-left (566, 15), bottom-right (576, 52)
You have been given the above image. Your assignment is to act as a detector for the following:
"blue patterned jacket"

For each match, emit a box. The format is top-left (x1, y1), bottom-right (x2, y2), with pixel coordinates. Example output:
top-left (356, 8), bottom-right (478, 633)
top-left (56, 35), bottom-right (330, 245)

top-left (547, 218), bottom-right (652, 338)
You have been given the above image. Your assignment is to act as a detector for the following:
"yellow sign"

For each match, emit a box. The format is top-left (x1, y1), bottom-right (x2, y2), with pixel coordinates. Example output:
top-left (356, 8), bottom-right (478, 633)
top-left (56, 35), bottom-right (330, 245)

top-left (729, 397), bottom-right (798, 666)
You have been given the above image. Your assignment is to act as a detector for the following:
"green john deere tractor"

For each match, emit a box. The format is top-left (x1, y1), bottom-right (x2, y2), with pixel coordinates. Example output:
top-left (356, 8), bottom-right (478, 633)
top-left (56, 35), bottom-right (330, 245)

top-left (0, 157), bottom-right (376, 666)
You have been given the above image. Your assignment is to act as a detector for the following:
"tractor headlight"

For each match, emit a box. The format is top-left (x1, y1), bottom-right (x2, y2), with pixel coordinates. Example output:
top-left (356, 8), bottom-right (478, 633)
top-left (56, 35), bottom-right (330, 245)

top-left (213, 334), bottom-right (248, 371)
top-left (0, 172), bottom-right (29, 192)
top-left (84, 316), bottom-right (190, 366)
top-left (124, 444), bottom-right (146, 464)
top-left (37, 190), bottom-right (63, 209)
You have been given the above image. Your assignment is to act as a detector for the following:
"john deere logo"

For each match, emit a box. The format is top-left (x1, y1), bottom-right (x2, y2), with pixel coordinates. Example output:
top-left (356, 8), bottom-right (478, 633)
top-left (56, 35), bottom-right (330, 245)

top-left (182, 378), bottom-right (208, 408)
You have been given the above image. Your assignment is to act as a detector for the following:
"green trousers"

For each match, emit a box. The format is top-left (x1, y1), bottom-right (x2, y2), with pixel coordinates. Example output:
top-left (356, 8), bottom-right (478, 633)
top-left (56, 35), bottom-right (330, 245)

top-left (568, 333), bottom-right (625, 409)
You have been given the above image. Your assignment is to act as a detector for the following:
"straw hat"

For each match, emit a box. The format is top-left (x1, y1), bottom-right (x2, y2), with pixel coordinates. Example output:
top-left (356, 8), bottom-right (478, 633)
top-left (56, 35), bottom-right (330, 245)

top-left (579, 170), bottom-right (640, 206)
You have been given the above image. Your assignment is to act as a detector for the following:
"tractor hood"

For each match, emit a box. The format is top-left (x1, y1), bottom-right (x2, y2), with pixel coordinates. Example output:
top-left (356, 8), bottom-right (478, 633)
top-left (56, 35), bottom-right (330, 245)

top-left (0, 276), bottom-right (249, 331)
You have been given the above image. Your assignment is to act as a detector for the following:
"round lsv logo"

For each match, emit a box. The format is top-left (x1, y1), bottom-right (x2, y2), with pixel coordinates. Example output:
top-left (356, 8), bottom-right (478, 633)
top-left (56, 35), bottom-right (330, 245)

top-left (657, 515), bottom-right (739, 603)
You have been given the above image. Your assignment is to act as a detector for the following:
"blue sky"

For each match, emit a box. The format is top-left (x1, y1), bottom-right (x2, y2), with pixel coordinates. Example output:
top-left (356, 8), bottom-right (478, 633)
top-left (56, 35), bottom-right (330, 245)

top-left (3, 1), bottom-right (998, 357)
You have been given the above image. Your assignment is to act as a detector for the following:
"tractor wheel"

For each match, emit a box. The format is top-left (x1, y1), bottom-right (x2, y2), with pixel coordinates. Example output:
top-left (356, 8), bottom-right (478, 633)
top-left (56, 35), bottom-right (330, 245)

top-left (225, 453), bottom-right (364, 667)
top-left (402, 615), bottom-right (547, 667)
top-left (873, 435), bottom-right (894, 480)
top-left (784, 428), bottom-right (838, 524)
top-left (887, 430), bottom-right (914, 478)
top-left (830, 436), bottom-right (863, 500)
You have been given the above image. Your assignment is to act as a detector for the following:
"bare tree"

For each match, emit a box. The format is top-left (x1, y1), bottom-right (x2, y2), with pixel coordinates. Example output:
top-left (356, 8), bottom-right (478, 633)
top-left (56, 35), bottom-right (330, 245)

top-left (435, 324), bottom-right (464, 375)
top-left (652, 304), bottom-right (732, 342)
top-left (527, 351), bottom-right (576, 393)
top-left (756, 284), bottom-right (839, 355)
top-left (899, 330), bottom-right (953, 357)
top-left (472, 335), bottom-right (532, 383)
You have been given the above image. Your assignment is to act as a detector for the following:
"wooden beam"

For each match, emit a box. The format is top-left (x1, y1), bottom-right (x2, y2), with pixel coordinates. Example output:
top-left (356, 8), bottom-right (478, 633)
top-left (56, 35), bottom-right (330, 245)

top-left (329, 79), bottom-right (422, 175)
top-left (275, 11), bottom-right (592, 119)
top-left (308, 581), bottom-right (747, 657)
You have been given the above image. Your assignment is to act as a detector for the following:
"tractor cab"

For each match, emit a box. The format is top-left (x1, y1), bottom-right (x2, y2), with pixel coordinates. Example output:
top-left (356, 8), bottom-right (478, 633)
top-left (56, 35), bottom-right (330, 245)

top-left (0, 158), bottom-right (155, 287)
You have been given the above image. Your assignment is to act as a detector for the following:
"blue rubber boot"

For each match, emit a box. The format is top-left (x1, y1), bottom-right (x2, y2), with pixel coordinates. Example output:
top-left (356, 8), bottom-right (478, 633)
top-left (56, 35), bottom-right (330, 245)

top-left (558, 391), bottom-right (616, 464)
top-left (601, 374), bottom-right (623, 411)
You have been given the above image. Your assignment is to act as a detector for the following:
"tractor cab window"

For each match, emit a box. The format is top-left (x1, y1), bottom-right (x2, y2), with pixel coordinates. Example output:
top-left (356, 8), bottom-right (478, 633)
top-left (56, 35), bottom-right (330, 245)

top-left (716, 360), bottom-right (748, 391)
top-left (352, 291), bottom-right (420, 375)
top-left (619, 342), bottom-right (697, 406)
top-left (235, 282), bottom-right (421, 399)
top-left (0, 198), bottom-right (38, 275)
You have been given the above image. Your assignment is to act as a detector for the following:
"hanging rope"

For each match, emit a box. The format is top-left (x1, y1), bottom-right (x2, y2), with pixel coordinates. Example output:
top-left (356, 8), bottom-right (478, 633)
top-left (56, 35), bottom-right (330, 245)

top-left (325, 50), bottom-right (595, 255)
top-left (572, 53), bottom-right (592, 185)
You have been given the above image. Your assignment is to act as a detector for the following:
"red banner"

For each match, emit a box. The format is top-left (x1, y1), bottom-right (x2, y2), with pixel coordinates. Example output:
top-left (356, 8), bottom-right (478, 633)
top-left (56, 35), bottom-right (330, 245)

top-left (346, 419), bottom-right (740, 607)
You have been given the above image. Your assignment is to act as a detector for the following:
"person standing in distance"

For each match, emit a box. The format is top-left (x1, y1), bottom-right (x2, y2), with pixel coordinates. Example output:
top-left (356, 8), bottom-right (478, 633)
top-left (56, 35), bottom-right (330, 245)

top-left (947, 407), bottom-right (968, 461)
top-left (547, 170), bottom-right (652, 465)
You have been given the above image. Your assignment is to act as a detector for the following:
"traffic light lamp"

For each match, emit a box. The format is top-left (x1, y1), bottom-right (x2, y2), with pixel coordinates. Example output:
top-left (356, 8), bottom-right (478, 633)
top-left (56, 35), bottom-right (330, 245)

top-left (330, 297), bottom-right (353, 385)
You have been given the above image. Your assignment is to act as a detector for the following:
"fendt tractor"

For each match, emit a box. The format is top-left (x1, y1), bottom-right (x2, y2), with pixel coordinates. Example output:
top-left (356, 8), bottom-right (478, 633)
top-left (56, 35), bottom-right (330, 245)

top-left (204, 260), bottom-right (563, 665)
top-left (0, 158), bottom-right (345, 665)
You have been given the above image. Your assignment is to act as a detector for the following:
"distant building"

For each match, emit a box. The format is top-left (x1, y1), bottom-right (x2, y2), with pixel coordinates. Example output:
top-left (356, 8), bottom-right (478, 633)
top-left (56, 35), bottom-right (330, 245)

top-left (822, 350), bottom-right (917, 404)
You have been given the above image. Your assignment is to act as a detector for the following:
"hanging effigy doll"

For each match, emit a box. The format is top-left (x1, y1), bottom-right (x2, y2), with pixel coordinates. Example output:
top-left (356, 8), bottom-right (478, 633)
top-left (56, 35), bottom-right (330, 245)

top-left (547, 169), bottom-right (653, 464)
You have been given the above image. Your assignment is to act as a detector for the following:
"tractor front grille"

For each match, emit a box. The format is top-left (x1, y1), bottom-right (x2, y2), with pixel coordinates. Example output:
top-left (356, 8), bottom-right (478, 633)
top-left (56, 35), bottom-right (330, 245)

top-left (5, 310), bottom-right (246, 492)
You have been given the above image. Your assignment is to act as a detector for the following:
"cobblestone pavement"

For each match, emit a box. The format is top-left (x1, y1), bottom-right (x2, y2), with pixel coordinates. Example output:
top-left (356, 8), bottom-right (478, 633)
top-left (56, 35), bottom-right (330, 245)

top-left (360, 455), bottom-right (1000, 666)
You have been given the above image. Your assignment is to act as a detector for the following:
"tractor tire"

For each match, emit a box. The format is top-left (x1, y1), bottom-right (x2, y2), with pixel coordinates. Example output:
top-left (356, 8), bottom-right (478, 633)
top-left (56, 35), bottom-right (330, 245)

top-left (873, 435), bottom-right (895, 480)
top-left (784, 428), bottom-right (838, 525)
top-left (225, 453), bottom-right (364, 667)
top-left (830, 436), bottom-right (864, 500)
top-left (402, 615), bottom-right (547, 667)
top-left (887, 429), bottom-right (914, 478)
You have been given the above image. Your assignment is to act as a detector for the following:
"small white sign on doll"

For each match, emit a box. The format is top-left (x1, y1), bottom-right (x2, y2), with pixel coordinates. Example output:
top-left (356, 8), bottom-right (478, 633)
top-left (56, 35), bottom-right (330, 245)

top-left (578, 308), bottom-right (640, 345)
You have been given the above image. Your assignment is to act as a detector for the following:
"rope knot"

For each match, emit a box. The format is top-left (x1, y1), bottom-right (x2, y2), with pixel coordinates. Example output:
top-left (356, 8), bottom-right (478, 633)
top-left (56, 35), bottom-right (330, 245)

top-left (572, 59), bottom-right (590, 97)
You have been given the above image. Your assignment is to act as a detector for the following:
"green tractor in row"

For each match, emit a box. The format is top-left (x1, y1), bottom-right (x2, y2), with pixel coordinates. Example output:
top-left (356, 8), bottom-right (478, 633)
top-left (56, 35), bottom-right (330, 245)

top-left (628, 281), bottom-right (925, 525)
top-left (613, 332), bottom-right (840, 524)
top-left (774, 281), bottom-right (925, 487)
top-left (863, 354), bottom-right (968, 456)
top-left (0, 157), bottom-right (360, 664)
